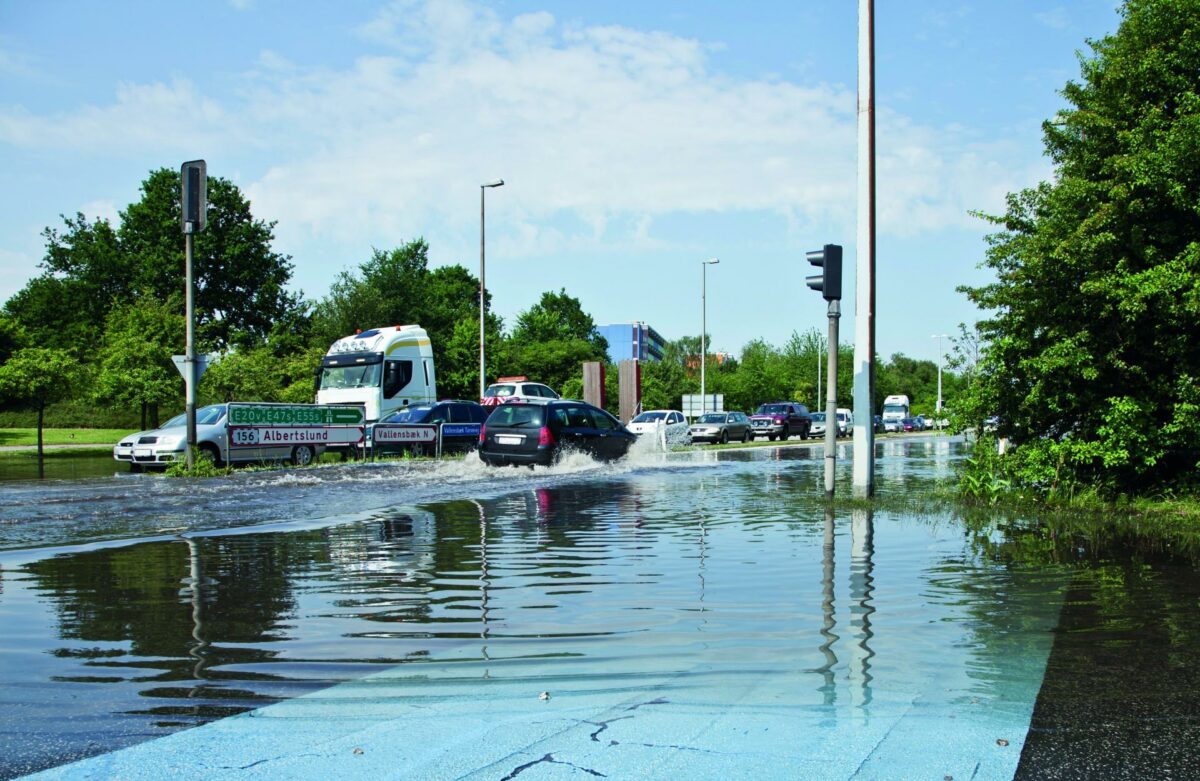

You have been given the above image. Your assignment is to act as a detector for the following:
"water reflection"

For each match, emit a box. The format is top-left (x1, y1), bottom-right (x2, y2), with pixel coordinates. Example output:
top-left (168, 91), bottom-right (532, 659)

top-left (0, 443), bottom-right (1111, 779)
top-left (849, 506), bottom-right (876, 709)
top-left (817, 506), bottom-right (838, 704)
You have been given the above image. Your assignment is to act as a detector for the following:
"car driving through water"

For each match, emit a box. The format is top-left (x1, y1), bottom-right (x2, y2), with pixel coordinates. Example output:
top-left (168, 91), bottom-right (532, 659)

top-left (478, 400), bottom-right (635, 467)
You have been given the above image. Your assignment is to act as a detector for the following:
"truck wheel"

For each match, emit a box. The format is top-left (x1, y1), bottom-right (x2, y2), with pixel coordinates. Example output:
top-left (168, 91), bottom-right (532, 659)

top-left (291, 445), bottom-right (315, 467)
top-left (780, 426), bottom-right (789, 441)
top-left (199, 443), bottom-right (224, 467)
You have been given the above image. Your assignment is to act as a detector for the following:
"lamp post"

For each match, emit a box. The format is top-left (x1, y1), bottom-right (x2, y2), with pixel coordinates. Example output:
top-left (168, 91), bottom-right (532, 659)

top-left (479, 179), bottom-right (504, 400)
top-left (700, 258), bottom-right (719, 414)
top-left (932, 333), bottom-right (949, 422)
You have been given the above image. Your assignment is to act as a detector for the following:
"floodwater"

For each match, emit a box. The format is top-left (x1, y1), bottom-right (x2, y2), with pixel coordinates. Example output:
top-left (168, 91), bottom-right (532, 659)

top-left (0, 438), bottom-right (1197, 779)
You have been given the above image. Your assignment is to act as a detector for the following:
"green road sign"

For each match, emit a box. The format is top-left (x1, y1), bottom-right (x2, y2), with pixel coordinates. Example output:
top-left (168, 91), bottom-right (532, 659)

top-left (227, 403), bottom-right (365, 427)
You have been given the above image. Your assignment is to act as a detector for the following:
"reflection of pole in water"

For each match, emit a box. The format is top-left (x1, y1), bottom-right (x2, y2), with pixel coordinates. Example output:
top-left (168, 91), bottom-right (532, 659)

top-left (817, 506), bottom-right (838, 704)
top-left (849, 507), bottom-right (875, 708)
top-left (185, 537), bottom-right (209, 685)
top-left (471, 500), bottom-right (491, 669)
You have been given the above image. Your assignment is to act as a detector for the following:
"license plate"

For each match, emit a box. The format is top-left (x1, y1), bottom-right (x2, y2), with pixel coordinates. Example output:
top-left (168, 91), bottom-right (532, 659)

top-left (496, 435), bottom-right (523, 445)
top-left (134, 448), bottom-right (152, 457)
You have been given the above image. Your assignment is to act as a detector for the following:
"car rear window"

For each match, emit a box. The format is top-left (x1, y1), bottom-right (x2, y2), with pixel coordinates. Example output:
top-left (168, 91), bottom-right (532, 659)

top-left (484, 384), bottom-right (516, 398)
top-left (383, 405), bottom-right (432, 424)
top-left (487, 404), bottom-right (545, 428)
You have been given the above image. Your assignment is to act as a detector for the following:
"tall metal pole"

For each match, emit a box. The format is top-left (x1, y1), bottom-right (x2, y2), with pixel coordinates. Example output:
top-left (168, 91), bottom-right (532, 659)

top-left (700, 258), bottom-right (718, 415)
top-left (825, 300), bottom-right (840, 499)
top-left (478, 180), bottom-right (504, 400)
top-left (852, 0), bottom-right (877, 498)
top-left (479, 186), bottom-right (486, 401)
top-left (817, 336), bottom-right (822, 411)
top-left (932, 333), bottom-right (948, 416)
top-left (184, 230), bottom-right (196, 471)
top-left (701, 263), bottom-right (707, 415)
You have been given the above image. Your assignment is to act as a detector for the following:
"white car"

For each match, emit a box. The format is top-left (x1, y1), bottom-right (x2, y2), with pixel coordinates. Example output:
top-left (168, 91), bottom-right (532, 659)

top-left (112, 404), bottom-right (325, 471)
top-left (627, 410), bottom-right (690, 443)
top-left (481, 377), bottom-right (560, 407)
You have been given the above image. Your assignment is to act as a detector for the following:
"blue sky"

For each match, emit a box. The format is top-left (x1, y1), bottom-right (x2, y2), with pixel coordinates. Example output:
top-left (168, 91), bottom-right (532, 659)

top-left (0, 0), bottom-right (1121, 363)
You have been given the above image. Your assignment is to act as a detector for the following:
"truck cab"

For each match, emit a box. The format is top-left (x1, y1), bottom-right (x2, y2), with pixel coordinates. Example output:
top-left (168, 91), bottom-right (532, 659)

top-left (315, 325), bottom-right (437, 425)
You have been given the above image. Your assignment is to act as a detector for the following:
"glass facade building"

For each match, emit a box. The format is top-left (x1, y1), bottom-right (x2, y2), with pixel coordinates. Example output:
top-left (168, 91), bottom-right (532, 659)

top-left (597, 322), bottom-right (666, 363)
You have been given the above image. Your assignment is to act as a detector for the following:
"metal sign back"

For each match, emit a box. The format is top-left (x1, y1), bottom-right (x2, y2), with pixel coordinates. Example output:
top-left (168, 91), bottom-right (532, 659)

top-left (181, 160), bottom-right (207, 233)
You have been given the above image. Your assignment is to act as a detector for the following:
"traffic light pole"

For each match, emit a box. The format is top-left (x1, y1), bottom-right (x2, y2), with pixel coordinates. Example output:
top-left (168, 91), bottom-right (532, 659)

top-left (824, 300), bottom-right (840, 500)
top-left (184, 228), bottom-right (196, 471)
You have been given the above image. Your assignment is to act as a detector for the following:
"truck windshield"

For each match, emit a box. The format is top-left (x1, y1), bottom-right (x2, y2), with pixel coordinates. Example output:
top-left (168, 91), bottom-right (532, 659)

top-left (883, 404), bottom-right (907, 415)
top-left (758, 404), bottom-right (787, 414)
top-left (320, 362), bottom-right (383, 390)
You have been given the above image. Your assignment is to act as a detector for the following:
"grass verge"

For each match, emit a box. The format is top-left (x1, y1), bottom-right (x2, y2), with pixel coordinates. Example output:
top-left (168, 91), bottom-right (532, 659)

top-left (0, 428), bottom-right (134, 447)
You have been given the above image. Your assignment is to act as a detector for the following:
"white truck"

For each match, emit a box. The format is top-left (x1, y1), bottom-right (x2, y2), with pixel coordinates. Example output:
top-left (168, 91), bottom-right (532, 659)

top-left (881, 394), bottom-right (911, 423)
top-left (315, 325), bottom-right (438, 448)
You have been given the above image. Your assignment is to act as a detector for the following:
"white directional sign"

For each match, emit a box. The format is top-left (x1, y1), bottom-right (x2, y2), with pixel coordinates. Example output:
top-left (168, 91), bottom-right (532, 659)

top-left (372, 425), bottom-right (437, 444)
top-left (228, 426), bottom-right (364, 448)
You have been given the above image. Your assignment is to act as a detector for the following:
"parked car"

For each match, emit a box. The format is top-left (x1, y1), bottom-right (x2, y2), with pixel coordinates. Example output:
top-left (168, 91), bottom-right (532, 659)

top-left (113, 404), bottom-right (325, 471)
top-left (809, 411), bottom-right (828, 437)
top-left (480, 377), bottom-right (560, 407)
top-left (900, 417), bottom-right (917, 432)
top-left (749, 402), bottom-right (812, 441)
top-left (873, 415), bottom-right (885, 433)
top-left (913, 415), bottom-right (927, 431)
top-left (375, 400), bottom-right (490, 455)
top-left (883, 418), bottom-right (902, 433)
top-left (627, 410), bottom-right (690, 443)
top-left (478, 400), bottom-right (635, 467)
top-left (688, 411), bottom-right (753, 444)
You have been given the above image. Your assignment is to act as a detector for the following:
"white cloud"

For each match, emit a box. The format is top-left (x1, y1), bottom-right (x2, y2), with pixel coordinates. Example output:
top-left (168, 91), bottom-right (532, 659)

top-left (0, 0), bottom-right (1045, 269)
top-left (80, 199), bottom-right (120, 225)
top-left (0, 78), bottom-right (242, 155)
top-left (1035, 8), bottom-right (1071, 30)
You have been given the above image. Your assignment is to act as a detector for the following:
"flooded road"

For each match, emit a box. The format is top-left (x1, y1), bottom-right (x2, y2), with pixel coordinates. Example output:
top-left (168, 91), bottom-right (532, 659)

top-left (1, 437), bottom-right (1197, 779)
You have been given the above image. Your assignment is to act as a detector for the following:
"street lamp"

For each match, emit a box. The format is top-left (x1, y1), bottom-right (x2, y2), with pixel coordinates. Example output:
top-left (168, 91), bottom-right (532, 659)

top-left (931, 333), bottom-right (949, 420)
top-left (700, 258), bottom-right (719, 414)
top-left (480, 179), bottom-right (504, 400)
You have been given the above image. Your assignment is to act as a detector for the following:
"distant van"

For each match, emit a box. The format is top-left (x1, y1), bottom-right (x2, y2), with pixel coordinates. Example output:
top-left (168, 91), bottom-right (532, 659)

top-left (836, 408), bottom-right (853, 436)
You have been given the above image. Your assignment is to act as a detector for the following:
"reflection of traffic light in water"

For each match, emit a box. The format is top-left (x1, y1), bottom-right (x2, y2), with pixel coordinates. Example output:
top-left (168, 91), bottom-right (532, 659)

top-left (817, 506), bottom-right (838, 705)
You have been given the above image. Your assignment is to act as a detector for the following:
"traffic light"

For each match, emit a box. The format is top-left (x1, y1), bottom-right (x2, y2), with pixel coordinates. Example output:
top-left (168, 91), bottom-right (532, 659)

top-left (806, 244), bottom-right (842, 302)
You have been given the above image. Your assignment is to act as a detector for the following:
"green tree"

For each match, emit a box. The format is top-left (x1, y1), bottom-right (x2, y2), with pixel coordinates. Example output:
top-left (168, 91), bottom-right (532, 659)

top-left (119, 168), bottom-right (302, 349)
top-left (0, 348), bottom-right (83, 457)
top-left (93, 299), bottom-right (183, 429)
top-left (0, 314), bottom-right (27, 363)
top-left (500, 290), bottom-right (609, 392)
top-left (962, 0), bottom-right (1200, 494)
top-left (4, 168), bottom-right (301, 354)
top-left (3, 215), bottom-right (123, 354)
top-left (310, 240), bottom-right (487, 399)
